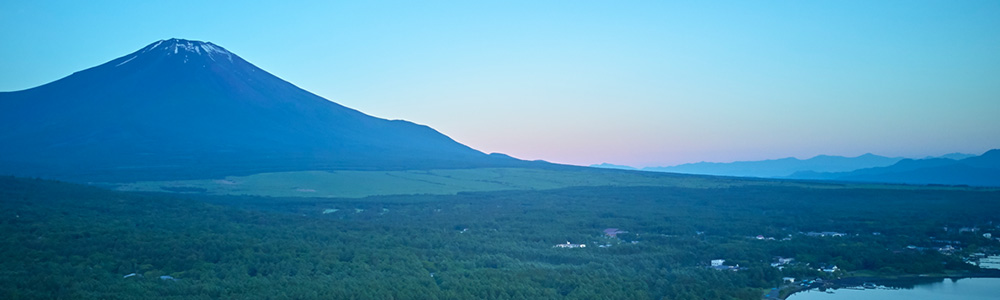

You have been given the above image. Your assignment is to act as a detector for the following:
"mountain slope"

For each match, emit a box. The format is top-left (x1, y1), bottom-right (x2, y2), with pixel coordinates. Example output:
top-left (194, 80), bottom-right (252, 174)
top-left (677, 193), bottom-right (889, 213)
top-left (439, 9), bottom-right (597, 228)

top-left (0, 39), bottom-right (525, 182)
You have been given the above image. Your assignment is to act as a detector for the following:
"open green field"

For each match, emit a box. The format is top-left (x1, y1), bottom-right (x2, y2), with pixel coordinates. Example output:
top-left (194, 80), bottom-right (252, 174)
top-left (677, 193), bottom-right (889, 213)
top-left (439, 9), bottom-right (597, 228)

top-left (111, 167), bottom-right (974, 198)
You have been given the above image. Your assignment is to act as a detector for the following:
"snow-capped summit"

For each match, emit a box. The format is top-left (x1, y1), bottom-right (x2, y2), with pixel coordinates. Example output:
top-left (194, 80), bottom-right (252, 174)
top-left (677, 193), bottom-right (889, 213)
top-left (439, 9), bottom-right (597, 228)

top-left (112, 38), bottom-right (235, 68)
top-left (142, 38), bottom-right (233, 62)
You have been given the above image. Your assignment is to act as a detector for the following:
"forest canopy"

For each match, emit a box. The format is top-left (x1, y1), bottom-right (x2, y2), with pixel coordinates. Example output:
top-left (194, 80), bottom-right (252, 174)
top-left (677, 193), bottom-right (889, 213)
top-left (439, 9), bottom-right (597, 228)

top-left (1, 176), bottom-right (998, 299)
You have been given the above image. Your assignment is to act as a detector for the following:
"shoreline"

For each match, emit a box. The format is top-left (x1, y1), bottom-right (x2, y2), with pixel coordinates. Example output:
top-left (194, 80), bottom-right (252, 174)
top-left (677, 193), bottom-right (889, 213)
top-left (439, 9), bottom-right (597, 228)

top-left (779, 270), bottom-right (1000, 299)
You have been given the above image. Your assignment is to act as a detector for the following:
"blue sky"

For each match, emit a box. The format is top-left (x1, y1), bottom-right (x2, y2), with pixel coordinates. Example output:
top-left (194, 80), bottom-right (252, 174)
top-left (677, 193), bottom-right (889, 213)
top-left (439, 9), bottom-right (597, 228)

top-left (2, 1), bottom-right (998, 167)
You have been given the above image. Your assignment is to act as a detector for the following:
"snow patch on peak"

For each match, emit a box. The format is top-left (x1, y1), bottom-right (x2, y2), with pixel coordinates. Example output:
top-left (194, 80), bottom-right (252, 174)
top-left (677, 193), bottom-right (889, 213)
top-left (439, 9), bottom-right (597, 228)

top-left (146, 39), bottom-right (234, 62)
top-left (142, 40), bottom-right (164, 53)
top-left (172, 41), bottom-right (201, 55)
top-left (199, 43), bottom-right (233, 62)
top-left (115, 55), bottom-right (137, 67)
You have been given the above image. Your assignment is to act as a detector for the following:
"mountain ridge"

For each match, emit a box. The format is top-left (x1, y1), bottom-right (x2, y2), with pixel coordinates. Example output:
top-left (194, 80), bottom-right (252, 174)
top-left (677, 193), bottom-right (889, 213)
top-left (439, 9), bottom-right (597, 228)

top-left (591, 151), bottom-right (993, 186)
top-left (635, 153), bottom-right (908, 178)
top-left (785, 149), bottom-right (1000, 186)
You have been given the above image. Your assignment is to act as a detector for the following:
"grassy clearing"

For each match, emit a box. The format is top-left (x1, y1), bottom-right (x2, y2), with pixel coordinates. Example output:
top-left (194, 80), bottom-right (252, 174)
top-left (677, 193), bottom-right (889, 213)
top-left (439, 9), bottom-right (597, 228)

top-left (110, 167), bottom-right (965, 198)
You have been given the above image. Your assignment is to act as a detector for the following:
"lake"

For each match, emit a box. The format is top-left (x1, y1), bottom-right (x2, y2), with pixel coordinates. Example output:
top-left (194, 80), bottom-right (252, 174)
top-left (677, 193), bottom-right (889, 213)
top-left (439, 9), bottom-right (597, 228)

top-left (788, 277), bottom-right (1000, 300)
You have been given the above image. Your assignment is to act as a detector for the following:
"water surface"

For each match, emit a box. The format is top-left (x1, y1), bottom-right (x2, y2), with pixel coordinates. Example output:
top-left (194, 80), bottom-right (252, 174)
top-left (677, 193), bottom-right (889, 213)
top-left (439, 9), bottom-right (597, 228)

top-left (789, 277), bottom-right (999, 300)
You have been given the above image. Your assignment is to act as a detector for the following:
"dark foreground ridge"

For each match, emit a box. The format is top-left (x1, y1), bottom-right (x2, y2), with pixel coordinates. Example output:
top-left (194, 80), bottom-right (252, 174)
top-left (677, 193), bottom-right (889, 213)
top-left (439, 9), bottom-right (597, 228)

top-left (0, 39), bottom-right (534, 182)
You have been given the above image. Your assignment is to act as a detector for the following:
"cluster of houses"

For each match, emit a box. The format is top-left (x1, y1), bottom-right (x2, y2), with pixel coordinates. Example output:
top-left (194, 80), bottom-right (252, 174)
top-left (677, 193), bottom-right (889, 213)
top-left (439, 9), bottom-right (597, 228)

top-left (906, 228), bottom-right (1000, 255)
top-left (947, 226), bottom-right (999, 242)
top-left (553, 228), bottom-right (636, 249)
top-left (794, 278), bottom-right (825, 288)
top-left (804, 231), bottom-right (846, 237)
top-left (710, 257), bottom-right (825, 273)
top-left (937, 244), bottom-right (958, 253)
top-left (977, 255), bottom-right (1000, 270)
top-left (957, 226), bottom-right (979, 233)
top-left (817, 264), bottom-right (839, 273)
top-left (770, 257), bottom-right (795, 269)
top-left (768, 256), bottom-right (839, 273)
top-left (709, 259), bottom-right (741, 271)
top-left (751, 234), bottom-right (793, 241)
top-left (966, 253), bottom-right (1000, 270)
top-left (597, 228), bottom-right (633, 248)
top-left (553, 241), bottom-right (586, 248)
top-left (905, 242), bottom-right (964, 255)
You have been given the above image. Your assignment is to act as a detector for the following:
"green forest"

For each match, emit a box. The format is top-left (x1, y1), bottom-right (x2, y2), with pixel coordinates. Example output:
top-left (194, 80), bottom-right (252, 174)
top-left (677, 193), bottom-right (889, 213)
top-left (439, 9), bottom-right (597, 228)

top-left (1, 176), bottom-right (998, 299)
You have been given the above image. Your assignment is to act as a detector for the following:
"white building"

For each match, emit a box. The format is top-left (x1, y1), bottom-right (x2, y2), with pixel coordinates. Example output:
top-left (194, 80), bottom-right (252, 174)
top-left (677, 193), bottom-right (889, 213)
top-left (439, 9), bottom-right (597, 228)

top-left (554, 241), bottom-right (586, 248)
top-left (711, 259), bottom-right (725, 267)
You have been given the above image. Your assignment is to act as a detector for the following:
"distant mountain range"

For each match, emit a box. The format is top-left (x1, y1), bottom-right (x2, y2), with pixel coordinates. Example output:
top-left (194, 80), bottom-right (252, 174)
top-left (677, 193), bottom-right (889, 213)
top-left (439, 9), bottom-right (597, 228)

top-left (922, 153), bottom-right (976, 160)
top-left (787, 149), bottom-right (1000, 187)
top-left (0, 39), bottom-right (532, 182)
top-left (593, 151), bottom-right (1000, 187)
top-left (588, 163), bottom-right (637, 171)
top-left (613, 153), bottom-right (909, 178)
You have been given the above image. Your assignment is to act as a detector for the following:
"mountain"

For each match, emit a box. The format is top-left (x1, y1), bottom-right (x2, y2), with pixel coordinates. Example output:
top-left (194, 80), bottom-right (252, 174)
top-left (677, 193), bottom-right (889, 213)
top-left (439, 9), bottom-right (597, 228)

top-left (641, 153), bottom-right (904, 178)
top-left (960, 149), bottom-right (1000, 169)
top-left (0, 39), bottom-right (527, 182)
top-left (924, 152), bottom-right (976, 160)
top-left (589, 163), bottom-right (637, 171)
top-left (787, 149), bottom-right (1000, 187)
